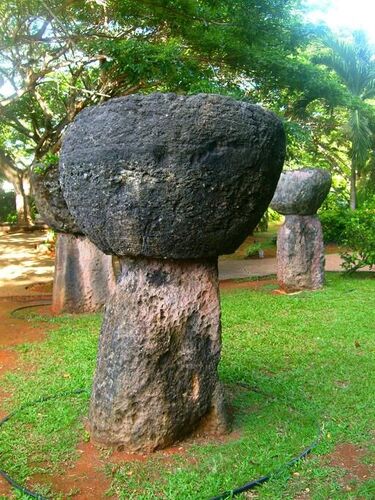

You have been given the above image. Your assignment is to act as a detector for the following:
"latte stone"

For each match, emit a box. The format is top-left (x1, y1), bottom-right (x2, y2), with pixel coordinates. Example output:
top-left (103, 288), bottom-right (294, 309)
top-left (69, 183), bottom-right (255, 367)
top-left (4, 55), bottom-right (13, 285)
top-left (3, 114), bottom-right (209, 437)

top-left (270, 168), bottom-right (332, 291)
top-left (60, 93), bottom-right (286, 451)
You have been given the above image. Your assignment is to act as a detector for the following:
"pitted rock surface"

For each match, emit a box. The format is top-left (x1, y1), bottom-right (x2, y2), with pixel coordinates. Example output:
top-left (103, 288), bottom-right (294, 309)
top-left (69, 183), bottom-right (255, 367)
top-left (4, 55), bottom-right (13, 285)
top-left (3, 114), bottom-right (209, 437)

top-left (31, 164), bottom-right (81, 234)
top-left (270, 168), bottom-right (331, 215)
top-left (89, 257), bottom-right (227, 451)
top-left (60, 93), bottom-right (285, 259)
top-left (277, 215), bottom-right (325, 291)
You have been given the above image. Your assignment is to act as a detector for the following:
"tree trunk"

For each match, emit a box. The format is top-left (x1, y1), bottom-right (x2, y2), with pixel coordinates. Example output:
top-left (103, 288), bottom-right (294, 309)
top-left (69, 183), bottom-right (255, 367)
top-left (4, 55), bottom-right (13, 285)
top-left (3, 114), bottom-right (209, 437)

top-left (14, 172), bottom-right (33, 226)
top-left (350, 160), bottom-right (357, 210)
top-left (0, 149), bottom-right (33, 226)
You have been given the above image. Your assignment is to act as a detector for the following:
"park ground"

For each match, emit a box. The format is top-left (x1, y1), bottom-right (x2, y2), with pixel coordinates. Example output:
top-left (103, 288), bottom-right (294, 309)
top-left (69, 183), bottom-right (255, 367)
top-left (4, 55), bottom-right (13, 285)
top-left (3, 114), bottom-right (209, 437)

top-left (0, 230), bottom-right (374, 499)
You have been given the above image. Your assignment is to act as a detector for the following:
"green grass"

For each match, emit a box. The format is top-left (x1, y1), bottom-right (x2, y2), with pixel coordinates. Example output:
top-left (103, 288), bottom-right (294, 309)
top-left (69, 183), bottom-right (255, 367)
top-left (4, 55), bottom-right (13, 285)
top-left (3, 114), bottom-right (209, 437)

top-left (0, 272), bottom-right (374, 499)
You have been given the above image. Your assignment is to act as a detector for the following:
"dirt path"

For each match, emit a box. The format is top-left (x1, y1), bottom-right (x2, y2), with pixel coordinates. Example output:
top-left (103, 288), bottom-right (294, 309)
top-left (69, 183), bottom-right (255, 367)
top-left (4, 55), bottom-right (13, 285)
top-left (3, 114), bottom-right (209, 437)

top-left (0, 230), bottom-right (54, 299)
top-left (218, 253), bottom-right (373, 280)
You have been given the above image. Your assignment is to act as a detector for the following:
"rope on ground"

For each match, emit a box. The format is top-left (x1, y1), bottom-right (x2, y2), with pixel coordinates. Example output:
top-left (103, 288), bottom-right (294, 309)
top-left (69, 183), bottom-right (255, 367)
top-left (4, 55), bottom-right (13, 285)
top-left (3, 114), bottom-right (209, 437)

top-left (0, 388), bottom-right (90, 500)
top-left (1, 303), bottom-right (323, 499)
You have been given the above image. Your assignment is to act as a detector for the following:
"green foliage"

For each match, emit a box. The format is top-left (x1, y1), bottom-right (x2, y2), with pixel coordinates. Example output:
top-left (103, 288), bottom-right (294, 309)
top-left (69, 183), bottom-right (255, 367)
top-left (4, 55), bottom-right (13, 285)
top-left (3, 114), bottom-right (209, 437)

top-left (5, 211), bottom-right (18, 225)
top-left (0, 0), bottom-right (374, 213)
top-left (311, 31), bottom-right (375, 207)
top-left (319, 208), bottom-right (349, 244)
top-left (340, 202), bottom-right (375, 273)
top-left (319, 185), bottom-right (350, 244)
top-left (254, 209), bottom-right (281, 234)
top-left (0, 189), bottom-right (16, 222)
top-left (244, 241), bottom-right (263, 258)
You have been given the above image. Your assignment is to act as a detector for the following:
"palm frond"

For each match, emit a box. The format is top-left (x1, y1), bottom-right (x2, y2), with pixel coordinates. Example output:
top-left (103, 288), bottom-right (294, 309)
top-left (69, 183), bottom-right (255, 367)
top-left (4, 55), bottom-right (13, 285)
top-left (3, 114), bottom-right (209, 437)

top-left (348, 109), bottom-right (373, 168)
top-left (362, 78), bottom-right (375, 100)
top-left (315, 34), bottom-right (375, 97)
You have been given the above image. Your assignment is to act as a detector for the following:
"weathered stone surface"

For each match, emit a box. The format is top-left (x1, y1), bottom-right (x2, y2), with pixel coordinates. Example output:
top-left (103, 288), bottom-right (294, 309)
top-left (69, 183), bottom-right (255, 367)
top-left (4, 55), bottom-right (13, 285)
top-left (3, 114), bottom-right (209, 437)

top-left (31, 164), bottom-right (81, 234)
top-left (60, 93), bottom-right (285, 259)
top-left (52, 233), bottom-right (116, 314)
top-left (89, 257), bottom-right (228, 451)
top-left (277, 215), bottom-right (325, 291)
top-left (270, 168), bottom-right (331, 215)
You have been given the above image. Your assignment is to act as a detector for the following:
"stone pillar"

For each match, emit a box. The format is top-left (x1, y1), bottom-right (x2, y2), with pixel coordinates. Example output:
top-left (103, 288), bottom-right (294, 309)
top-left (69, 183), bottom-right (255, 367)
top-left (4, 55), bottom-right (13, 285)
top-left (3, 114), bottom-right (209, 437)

top-left (270, 168), bottom-right (332, 292)
top-left (52, 233), bottom-right (116, 314)
top-left (90, 257), bottom-right (226, 451)
top-left (277, 215), bottom-right (325, 292)
top-left (60, 93), bottom-right (286, 451)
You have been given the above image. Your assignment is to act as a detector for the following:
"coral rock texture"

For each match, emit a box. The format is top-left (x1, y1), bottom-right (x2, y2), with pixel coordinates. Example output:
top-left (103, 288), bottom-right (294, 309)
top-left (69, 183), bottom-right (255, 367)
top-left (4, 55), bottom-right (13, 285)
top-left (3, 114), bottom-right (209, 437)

top-left (271, 168), bottom-right (331, 291)
top-left (32, 164), bottom-right (115, 313)
top-left (90, 257), bottom-right (227, 451)
top-left (60, 93), bottom-right (286, 450)
top-left (60, 93), bottom-right (285, 259)
top-left (277, 215), bottom-right (325, 291)
top-left (31, 164), bottom-right (81, 234)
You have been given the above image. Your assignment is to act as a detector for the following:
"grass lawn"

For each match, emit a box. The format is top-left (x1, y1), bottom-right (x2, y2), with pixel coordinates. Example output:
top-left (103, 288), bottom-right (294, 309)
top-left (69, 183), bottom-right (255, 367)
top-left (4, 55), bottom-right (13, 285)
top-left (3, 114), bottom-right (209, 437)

top-left (1, 272), bottom-right (374, 499)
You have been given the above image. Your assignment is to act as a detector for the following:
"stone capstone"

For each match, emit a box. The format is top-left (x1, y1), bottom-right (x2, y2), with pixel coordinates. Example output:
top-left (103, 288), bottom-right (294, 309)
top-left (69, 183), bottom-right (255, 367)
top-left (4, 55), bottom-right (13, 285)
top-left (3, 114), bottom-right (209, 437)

top-left (31, 164), bottom-right (81, 234)
top-left (270, 168), bottom-right (331, 215)
top-left (277, 215), bottom-right (325, 291)
top-left (60, 93), bottom-right (285, 259)
top-left (52, 233), bottom-right (116, 314)
top-left (89, 257), bottom-right (228, 451)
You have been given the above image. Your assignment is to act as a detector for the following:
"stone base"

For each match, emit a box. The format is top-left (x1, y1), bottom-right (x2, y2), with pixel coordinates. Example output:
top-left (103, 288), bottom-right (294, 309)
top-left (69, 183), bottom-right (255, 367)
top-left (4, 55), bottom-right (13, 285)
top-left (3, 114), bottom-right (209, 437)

top-left (52, 233), bottom-right (116, 314)
top-left (277, 215), bottom-right (325, 291)
top-left (89, 257), bottom-right (228, 452)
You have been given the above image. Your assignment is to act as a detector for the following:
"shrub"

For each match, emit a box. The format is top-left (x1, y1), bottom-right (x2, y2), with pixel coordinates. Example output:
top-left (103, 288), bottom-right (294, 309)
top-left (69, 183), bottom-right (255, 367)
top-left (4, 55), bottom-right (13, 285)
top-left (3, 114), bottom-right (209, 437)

top-left (5, 212), bottom-right (18, 225)
top-left (254, 208), bottom-right (281, 233)
top-left (319, 208), bottom-right (349, 244)
top-left (245, 241), bottom-right (263, 258)
top-left (340, 205), bottom-right (375, 273)
top-left (0, 189), bottom-right (16, 223)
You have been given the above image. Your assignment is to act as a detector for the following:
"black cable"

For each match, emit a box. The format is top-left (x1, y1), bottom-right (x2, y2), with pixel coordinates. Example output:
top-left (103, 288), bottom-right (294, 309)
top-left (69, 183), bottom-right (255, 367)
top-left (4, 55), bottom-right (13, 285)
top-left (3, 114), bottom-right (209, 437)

top-left (0, 467), bottom-right (49, 500)
top-left (209, 427), bottom-right (322, 499)
top-left (9, 301), bottom-right (52, 319)
top-left (2, 304), bottom-right (323, 499)
top-left (0, 388), bottom-right (89, 500)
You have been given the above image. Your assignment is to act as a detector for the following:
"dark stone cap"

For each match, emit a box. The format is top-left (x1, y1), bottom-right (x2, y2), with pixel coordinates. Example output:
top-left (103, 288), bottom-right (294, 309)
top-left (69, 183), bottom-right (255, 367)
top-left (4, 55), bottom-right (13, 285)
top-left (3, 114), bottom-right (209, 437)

top-left (270, 168), bottom-right (332, 215)
top-left (60, 93), bottom-right (285, 259)
top-left (31, 164), bottom-right (82, 234)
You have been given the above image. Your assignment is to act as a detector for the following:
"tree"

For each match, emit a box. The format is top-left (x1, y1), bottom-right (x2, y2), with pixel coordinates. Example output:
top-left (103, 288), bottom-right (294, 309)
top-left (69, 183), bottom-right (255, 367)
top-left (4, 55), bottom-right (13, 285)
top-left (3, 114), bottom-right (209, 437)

top-left (313, 32), bottom-right (375, 209)
top-left (0, 0), bottom-right (313, 224)
top-left (0, 150), bottom-right (32, 225)
top-left (1, 0), bottom-right (357, 227)
top-left (0, 121), bottom-right (34, 225)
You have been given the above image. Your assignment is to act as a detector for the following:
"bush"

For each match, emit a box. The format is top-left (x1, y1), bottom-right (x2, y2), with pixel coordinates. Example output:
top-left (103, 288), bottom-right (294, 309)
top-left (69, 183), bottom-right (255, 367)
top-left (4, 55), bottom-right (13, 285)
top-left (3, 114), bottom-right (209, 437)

top-left (245, 241), bottom-right (263, 258)
top-left (5, 212), bottom-right (18, 224)
top-left (0, 189), bottom-right (16, 222)
top-left (319, 208), bottom-right (349, 244)
top-left (340, 205), bottom-right (375, 273)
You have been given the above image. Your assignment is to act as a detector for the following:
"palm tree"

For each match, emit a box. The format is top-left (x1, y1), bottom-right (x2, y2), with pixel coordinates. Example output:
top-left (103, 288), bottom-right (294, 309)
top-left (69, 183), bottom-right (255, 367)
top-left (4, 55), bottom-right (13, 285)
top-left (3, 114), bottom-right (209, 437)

top-left (315, 31), bottom-right (375, 209)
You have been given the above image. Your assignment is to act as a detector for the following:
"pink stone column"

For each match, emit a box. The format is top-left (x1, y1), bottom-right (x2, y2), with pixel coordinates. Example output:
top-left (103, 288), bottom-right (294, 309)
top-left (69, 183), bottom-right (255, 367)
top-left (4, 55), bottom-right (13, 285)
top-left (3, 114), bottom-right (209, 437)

top-left (52, 233), bottom-right (116, 314)
top-left (277, 215), bottom-right (325, 291)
